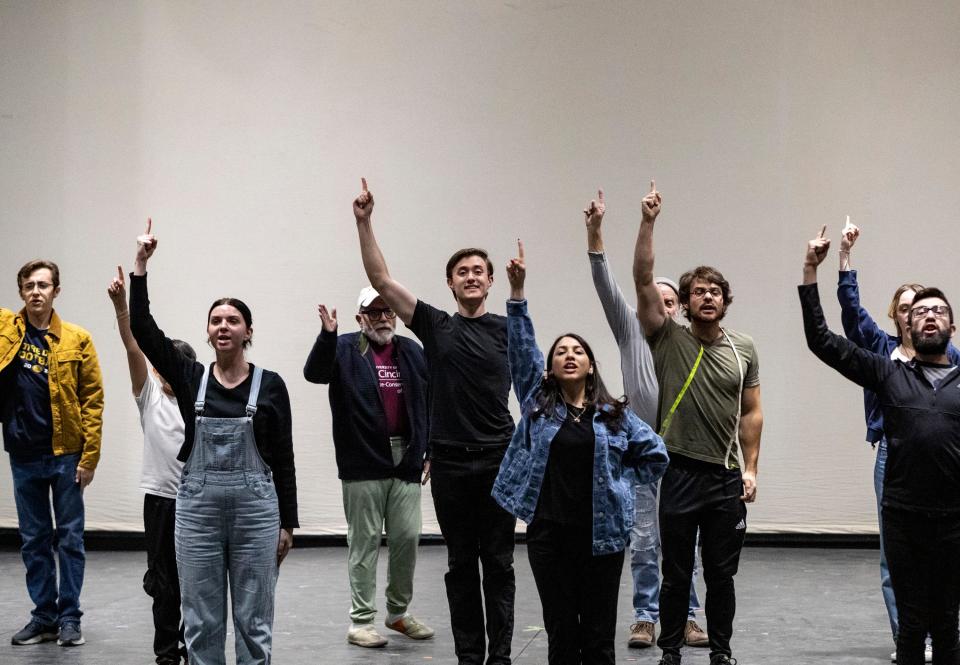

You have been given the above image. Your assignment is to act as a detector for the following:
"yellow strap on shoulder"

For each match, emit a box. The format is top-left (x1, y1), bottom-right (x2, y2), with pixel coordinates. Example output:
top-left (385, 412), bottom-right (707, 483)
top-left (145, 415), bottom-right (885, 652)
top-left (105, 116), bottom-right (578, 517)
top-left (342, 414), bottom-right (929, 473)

top-left (658, 344), bottom-right (704, 438)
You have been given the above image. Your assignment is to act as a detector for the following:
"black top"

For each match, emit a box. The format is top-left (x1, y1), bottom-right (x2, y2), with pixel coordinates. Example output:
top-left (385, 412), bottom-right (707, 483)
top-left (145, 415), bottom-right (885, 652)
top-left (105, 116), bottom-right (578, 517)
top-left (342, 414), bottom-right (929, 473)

top-left (800, 283), bottom-right (960, 513)
top-left (303, 328), bottom-right (429, 482)
top-left (129, 273), bottom-right (299, 529)
top-left (408, 300), bottom-right (514, 449)
top-left (4, 322), bottom-right (54, 458)
top-left (535, 403), bottom-right (595, 525)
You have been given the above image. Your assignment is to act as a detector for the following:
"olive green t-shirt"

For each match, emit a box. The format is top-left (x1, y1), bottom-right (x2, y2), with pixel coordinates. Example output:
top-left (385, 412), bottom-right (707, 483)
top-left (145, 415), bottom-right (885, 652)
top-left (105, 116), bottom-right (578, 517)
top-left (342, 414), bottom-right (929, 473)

top-left (648, 318), bottom-right (759, 468)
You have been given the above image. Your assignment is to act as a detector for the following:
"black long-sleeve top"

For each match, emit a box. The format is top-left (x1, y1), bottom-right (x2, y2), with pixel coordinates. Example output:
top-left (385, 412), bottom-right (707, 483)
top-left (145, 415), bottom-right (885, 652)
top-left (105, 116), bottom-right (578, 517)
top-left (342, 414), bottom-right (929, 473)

top-left (800, 282), bottom-right (960, 513)
top-left (129, 273), bottom-right (299, 529)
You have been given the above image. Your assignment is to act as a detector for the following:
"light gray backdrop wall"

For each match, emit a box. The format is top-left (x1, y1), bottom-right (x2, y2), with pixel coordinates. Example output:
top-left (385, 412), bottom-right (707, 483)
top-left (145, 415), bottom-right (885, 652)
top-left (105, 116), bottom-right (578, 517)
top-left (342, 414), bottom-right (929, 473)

top-left (2, 1), bottom-right (959, 534)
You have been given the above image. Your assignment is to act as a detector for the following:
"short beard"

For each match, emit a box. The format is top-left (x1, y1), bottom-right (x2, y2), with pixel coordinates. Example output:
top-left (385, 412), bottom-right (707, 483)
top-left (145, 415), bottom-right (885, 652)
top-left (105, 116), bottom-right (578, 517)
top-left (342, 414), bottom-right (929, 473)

top-left (911, 327), bottom-right (950, 356)
top-left (362, 323), bottom-right (395, 346)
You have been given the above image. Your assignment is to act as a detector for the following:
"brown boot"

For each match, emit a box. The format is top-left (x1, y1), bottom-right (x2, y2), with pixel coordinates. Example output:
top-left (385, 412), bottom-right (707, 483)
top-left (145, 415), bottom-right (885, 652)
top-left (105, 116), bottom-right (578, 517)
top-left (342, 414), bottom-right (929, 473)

top-left (684, 619), bottom-right (709, 647)
top-left (627, 621), bottom-right (655, 648)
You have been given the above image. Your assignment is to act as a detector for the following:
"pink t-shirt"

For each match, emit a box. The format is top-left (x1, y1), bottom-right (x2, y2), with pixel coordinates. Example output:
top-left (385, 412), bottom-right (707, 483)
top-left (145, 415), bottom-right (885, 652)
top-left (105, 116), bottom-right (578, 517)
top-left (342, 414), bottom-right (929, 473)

top-left (370, 341), bottom-right (409, 437)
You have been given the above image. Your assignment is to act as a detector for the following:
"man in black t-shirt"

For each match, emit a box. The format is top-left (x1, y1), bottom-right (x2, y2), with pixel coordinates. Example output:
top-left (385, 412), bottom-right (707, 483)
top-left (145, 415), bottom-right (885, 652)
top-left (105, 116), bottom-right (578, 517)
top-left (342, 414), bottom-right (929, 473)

top-left (353, 179), bottom-right (516, 665)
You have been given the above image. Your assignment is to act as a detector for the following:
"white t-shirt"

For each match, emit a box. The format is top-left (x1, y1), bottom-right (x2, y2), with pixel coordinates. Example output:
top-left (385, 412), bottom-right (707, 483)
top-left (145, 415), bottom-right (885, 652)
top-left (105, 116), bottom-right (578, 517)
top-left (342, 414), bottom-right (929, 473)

top-left (135, 373), bottom-right (186, 499)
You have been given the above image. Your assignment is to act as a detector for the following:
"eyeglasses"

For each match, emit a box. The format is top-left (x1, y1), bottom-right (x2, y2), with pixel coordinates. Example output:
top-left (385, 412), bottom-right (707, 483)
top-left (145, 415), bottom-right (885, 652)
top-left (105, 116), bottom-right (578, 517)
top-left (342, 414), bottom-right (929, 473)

top-left (361, 308), bottom-right (396, 321)
top-left (21, 281), bottom-right (53, 292)
top-left (691, 287), bottom-right (723, 299)
top-left (910, 304), bottom-right (951, 318)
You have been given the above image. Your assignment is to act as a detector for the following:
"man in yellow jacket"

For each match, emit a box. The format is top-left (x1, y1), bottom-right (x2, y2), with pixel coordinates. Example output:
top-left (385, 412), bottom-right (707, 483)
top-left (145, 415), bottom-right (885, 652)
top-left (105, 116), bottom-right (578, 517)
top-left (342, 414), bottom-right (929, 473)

top-left (1, 259), bottom-right (103, 648)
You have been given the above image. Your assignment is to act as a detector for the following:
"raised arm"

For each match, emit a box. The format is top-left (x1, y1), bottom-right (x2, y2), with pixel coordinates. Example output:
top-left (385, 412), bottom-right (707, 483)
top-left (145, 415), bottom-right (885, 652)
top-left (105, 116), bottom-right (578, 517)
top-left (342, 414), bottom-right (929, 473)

top-left (303, 304), bottom-right (339, 384)
top-left (128, 219), bottom-right (198, 392)
top-left (505, 240), bottom-right (544, 402)
top-left (738, 385), bottom-right (762, 503)
top-left (586, 189), bottom-right (638, 345)
top-left (107, 264), bottom-right (148, 396)
top-left (800, 227), bottom-right (891, 392)
top-left (836, 218), bottom-right (893, 352)
top-left (353, 178), bottom-right (417, 325)
top-left (632, 180), bottom-right (667, 335)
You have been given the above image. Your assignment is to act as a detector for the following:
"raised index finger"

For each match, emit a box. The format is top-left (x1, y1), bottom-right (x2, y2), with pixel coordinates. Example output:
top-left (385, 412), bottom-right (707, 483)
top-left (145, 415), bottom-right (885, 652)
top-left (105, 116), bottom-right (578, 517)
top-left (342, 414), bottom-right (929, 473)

top-left (145, 217), bottom-right (152, 235)
top-left (517, 238), bottom-right (525, 260)
top-left (650, 179), bottom-right (656, 193)
top-left (818, 224), bottom-right (827, 238)
top-left (116, 265), bottom-right (123, 282)
top-left (361, 177), bottom-right (368, 193)
top-left (597, 188), bottom-right (604, 203)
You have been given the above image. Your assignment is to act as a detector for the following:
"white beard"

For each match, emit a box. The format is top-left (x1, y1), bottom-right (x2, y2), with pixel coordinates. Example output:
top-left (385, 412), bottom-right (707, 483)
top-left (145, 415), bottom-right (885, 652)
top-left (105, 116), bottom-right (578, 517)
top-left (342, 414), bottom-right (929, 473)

top-left (363, 324), bottom-right (395, 346)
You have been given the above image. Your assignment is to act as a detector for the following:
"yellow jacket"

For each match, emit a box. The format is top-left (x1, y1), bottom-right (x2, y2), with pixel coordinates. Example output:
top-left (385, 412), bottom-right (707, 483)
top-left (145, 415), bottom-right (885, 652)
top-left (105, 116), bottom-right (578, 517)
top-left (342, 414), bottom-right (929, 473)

top-left (0, 307), bottom-right (103, 469)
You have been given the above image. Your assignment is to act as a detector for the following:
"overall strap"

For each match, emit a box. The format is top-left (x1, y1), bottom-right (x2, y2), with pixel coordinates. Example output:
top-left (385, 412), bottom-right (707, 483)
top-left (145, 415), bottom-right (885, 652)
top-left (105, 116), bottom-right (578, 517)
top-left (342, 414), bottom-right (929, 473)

top-left (659, 344), bottom-right (704, 438)
top-left (722, 329), bottom-right (746, 470)
top-left (246, 366), bottom-right (264, 417)
top-left (194, 363), bottom-right (212, 415)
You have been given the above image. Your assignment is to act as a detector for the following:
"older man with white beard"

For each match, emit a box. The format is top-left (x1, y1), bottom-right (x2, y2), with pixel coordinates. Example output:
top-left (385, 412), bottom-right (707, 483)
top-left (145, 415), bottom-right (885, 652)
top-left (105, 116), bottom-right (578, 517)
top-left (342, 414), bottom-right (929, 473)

top-left (304, 287), bottom-right (434, 648)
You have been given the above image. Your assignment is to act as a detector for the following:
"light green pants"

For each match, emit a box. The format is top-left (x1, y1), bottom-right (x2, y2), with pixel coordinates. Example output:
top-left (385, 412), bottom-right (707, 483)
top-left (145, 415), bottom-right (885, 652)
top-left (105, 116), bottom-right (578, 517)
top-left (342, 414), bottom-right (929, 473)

top-left (342, 472), bottom-right (422, 624)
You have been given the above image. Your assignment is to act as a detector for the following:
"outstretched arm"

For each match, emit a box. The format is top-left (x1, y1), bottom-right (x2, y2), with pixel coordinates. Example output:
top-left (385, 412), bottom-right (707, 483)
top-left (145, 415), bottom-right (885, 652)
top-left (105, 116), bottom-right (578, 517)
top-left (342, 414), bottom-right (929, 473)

top-left (505, 240), bottom-right (544, 403)
top-left (632, 180), bottom-right (667, 335)
top-left (353, 178), bottom-right (417, 325)
top-left (107, 265), bottom-right (148, 396)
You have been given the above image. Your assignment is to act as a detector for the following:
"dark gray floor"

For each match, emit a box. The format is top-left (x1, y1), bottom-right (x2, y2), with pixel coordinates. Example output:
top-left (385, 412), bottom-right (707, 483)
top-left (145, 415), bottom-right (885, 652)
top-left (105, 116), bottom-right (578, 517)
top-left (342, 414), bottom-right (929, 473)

top-left (0, 545), bottom-right (894, 664)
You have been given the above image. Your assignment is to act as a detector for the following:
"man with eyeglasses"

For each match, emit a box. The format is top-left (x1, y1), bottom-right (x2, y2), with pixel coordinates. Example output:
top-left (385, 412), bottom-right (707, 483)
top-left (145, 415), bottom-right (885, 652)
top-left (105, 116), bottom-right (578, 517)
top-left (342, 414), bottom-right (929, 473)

top-left (1, 260), bottom-right (103, 648)
top-left (632, 182), bottom-right (762, 665)
top-left (352, 179), bottom-right (516, 665)
top-left (304, 286), bottom-right (433, 648)
top-left (803, 227), bottom-right (960, 665)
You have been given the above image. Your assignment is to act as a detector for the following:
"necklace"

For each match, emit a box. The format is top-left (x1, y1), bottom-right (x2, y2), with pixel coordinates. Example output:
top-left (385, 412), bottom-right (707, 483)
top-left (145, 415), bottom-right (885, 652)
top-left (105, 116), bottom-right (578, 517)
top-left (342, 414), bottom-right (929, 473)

top-left (566, 403), bottom-right (587, 423)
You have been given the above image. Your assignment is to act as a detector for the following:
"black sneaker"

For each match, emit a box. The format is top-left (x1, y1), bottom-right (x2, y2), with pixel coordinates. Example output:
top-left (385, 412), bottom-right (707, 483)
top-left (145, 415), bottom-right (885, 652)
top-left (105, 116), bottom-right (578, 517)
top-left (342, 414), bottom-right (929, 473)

top-left (658, 655), bottom-right (682, 665)
top-left (57, 622), bottom-right (85, 646)
top-left (11, 620), bottom-right (58, 645)
top-left (710, 655), bottom-right (738, 665)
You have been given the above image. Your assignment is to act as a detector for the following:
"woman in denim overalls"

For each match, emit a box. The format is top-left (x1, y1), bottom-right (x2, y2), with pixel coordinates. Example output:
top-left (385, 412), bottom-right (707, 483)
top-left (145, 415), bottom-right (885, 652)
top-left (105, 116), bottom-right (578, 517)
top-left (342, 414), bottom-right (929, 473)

top-left (129, 224), bottom-right (298, 665)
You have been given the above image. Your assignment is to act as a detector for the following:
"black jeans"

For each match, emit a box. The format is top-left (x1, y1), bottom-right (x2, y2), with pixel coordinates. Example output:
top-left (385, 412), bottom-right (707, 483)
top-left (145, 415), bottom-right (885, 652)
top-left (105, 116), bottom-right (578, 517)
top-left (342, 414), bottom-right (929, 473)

top-left (143, 494), bottom-right (185, 665)
top-left (657, 456), bottom-right (746, 660)
top-left (431, 446), bottom-right (516, 665)
top-left (526, 519), bottom-right (624, 665)
top-left (883, 506), bottom-right (960, 665)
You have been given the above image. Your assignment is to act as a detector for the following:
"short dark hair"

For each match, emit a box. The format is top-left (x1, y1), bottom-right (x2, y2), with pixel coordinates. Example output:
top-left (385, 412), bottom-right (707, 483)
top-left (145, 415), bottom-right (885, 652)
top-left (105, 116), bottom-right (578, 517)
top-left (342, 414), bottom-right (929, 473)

top-left (445, 248), bottom-right (494, 280)
top-left (17, 259), bottom-right (60, 290)
top-left (171, 339), bottom-right (197, 363)
top-left (678, 266), bottom-right (733, 320)
top-left (207, 297), bottom-right (254, 348)
top-left (909, 287), bottom-right (954, 325)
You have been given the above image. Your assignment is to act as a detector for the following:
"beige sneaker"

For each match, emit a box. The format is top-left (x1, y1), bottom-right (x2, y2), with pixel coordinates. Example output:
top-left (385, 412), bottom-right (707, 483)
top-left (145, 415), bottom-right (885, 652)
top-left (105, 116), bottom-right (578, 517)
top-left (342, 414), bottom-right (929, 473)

top-left (627, 620), bottom-right (655, 648)
top-left (385, 614), bottom-right (435, 640)
top-left (346, 624), bottom-right (388, 648)
top-left (684, 619), bottom-right (709, 647)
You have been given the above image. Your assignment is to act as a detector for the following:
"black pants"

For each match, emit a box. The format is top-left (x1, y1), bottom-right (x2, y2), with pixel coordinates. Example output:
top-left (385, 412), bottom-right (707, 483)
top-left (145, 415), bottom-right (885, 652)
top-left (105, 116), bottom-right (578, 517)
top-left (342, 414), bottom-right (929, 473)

top-left (431, 447), bottom-right (517, 665)
top-left (143, 494), bottom-right (185, 665)
top-left (526, 519), bottom-right (624, 665)
top-left (883, 506), bottom-right (960, 665)
top-left (657, 456), bottom-right (746, 659)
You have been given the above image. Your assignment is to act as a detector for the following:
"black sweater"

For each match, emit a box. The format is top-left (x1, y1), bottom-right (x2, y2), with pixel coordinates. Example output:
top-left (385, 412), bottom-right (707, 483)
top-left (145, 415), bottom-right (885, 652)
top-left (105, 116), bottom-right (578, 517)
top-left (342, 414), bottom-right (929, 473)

top-left (129, 273), bottom-right (298, 529)
top-left (800, 282), bottom-right (960, 513)
top-left (303, 328), bottom-right (428, 482)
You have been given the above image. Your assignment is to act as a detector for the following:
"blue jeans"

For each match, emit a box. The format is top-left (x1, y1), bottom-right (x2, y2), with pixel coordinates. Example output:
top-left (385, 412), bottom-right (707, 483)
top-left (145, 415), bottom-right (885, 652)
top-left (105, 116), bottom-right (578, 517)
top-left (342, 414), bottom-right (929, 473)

top-left (631, 479), bottom-right (700, 623)
top-left (875, 438), bottom-right (899, 640)
top-left (9, 452), bottom-right (85, 626)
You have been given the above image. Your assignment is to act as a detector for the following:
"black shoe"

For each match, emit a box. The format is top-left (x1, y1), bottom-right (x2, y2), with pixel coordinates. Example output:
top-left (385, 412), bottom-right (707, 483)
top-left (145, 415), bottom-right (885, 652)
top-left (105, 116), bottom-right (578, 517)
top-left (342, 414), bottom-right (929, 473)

top-left (11, 620), bottom-right (58, 645)
top-left (57, 622), bottom-right (85, 646)
top-left (658, 655), bottom-right (682, 665)
top-left (710, 655), bottom-right (738, 665)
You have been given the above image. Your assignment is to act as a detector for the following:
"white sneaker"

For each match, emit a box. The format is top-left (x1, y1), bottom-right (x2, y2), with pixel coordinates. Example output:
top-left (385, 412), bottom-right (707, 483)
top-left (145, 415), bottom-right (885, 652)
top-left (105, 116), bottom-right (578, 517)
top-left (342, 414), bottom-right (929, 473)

top-left (890, 644), bottom-right (934, 663)
top-left (346, 624), bottom-right (387, 648)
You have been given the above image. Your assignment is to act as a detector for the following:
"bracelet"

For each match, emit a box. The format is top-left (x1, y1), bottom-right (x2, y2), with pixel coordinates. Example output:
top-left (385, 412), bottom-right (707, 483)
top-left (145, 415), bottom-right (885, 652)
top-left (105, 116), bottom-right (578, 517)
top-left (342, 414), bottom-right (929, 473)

top-left (116, 311), bottom-right (130, 319)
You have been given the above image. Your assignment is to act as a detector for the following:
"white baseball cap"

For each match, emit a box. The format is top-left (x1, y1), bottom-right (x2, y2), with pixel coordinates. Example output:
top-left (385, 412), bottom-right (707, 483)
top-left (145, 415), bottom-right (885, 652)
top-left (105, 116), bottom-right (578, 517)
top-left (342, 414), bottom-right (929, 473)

top-left (357, 286), bottom-right (381, 310)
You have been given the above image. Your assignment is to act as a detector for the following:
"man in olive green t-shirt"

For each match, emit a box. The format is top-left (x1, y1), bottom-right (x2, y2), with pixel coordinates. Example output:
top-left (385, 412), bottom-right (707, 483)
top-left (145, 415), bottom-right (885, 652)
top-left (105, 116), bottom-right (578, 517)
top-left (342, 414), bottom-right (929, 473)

top-left (631, 181), bottom-right (763, 665)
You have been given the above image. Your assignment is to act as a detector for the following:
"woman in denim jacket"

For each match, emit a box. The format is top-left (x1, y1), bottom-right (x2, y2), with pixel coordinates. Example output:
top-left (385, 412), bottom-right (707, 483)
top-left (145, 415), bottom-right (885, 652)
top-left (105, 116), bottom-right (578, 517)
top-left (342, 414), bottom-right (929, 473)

top-left (492, 241), bottom-right (668, 665)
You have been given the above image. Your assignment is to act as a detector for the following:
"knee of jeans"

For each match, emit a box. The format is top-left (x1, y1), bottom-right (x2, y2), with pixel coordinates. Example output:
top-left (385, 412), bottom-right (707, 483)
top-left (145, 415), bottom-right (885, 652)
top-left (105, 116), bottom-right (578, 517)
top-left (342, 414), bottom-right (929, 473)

top-left (630, 519), bottom-right (659, 554)
top-left (55, 524), bottom-right (85, 552)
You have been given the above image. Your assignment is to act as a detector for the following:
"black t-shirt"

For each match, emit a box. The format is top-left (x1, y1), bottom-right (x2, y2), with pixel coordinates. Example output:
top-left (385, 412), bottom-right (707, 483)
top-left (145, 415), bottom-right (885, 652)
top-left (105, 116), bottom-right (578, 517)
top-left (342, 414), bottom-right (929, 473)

top-left (4, 322), bottom-right (53, 457)
top-left (409, 300), bottom-right (514, 448)
top-left (534, 404), bottom-right (595, 525)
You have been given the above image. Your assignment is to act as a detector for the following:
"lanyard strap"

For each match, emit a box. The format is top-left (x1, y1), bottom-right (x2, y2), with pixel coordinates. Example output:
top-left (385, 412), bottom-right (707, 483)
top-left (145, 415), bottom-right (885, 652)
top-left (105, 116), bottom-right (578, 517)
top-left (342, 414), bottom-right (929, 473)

top-left (659, 344), bottom-right (704, 438)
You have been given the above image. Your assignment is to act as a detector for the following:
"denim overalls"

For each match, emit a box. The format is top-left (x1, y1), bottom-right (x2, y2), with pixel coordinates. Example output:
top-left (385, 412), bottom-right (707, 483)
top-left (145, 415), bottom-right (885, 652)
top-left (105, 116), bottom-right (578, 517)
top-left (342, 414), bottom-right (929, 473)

top-left (176, 364), bottom-right (280, 665)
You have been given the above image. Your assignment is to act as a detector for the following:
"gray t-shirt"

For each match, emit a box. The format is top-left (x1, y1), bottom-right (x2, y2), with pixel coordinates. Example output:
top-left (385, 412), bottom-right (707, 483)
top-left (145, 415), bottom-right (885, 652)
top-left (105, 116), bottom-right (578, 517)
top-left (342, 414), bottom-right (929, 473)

top-left (588, 252), bottom-right (658, 427)
top-left (648, 317), bottom-right (760, 468)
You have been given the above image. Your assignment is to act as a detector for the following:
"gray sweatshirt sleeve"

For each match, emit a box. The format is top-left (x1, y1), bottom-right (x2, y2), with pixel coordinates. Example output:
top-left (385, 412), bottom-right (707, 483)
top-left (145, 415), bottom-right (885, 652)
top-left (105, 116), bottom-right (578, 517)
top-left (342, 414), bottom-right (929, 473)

top-left (588, 251), bottom-right (660, 426)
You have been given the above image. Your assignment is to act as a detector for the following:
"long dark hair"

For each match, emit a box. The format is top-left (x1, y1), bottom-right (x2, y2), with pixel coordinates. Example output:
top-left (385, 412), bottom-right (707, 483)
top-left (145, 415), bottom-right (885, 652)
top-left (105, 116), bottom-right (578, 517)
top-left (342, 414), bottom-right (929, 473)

top-left (531, 332), bottom-right (629, 430)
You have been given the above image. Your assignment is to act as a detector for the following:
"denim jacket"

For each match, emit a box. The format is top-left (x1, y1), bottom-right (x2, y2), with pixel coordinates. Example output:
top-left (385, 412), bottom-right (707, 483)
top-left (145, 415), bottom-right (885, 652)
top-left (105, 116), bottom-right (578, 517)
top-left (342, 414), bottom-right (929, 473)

top-left (491, 299), bottom-right (668, 555)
